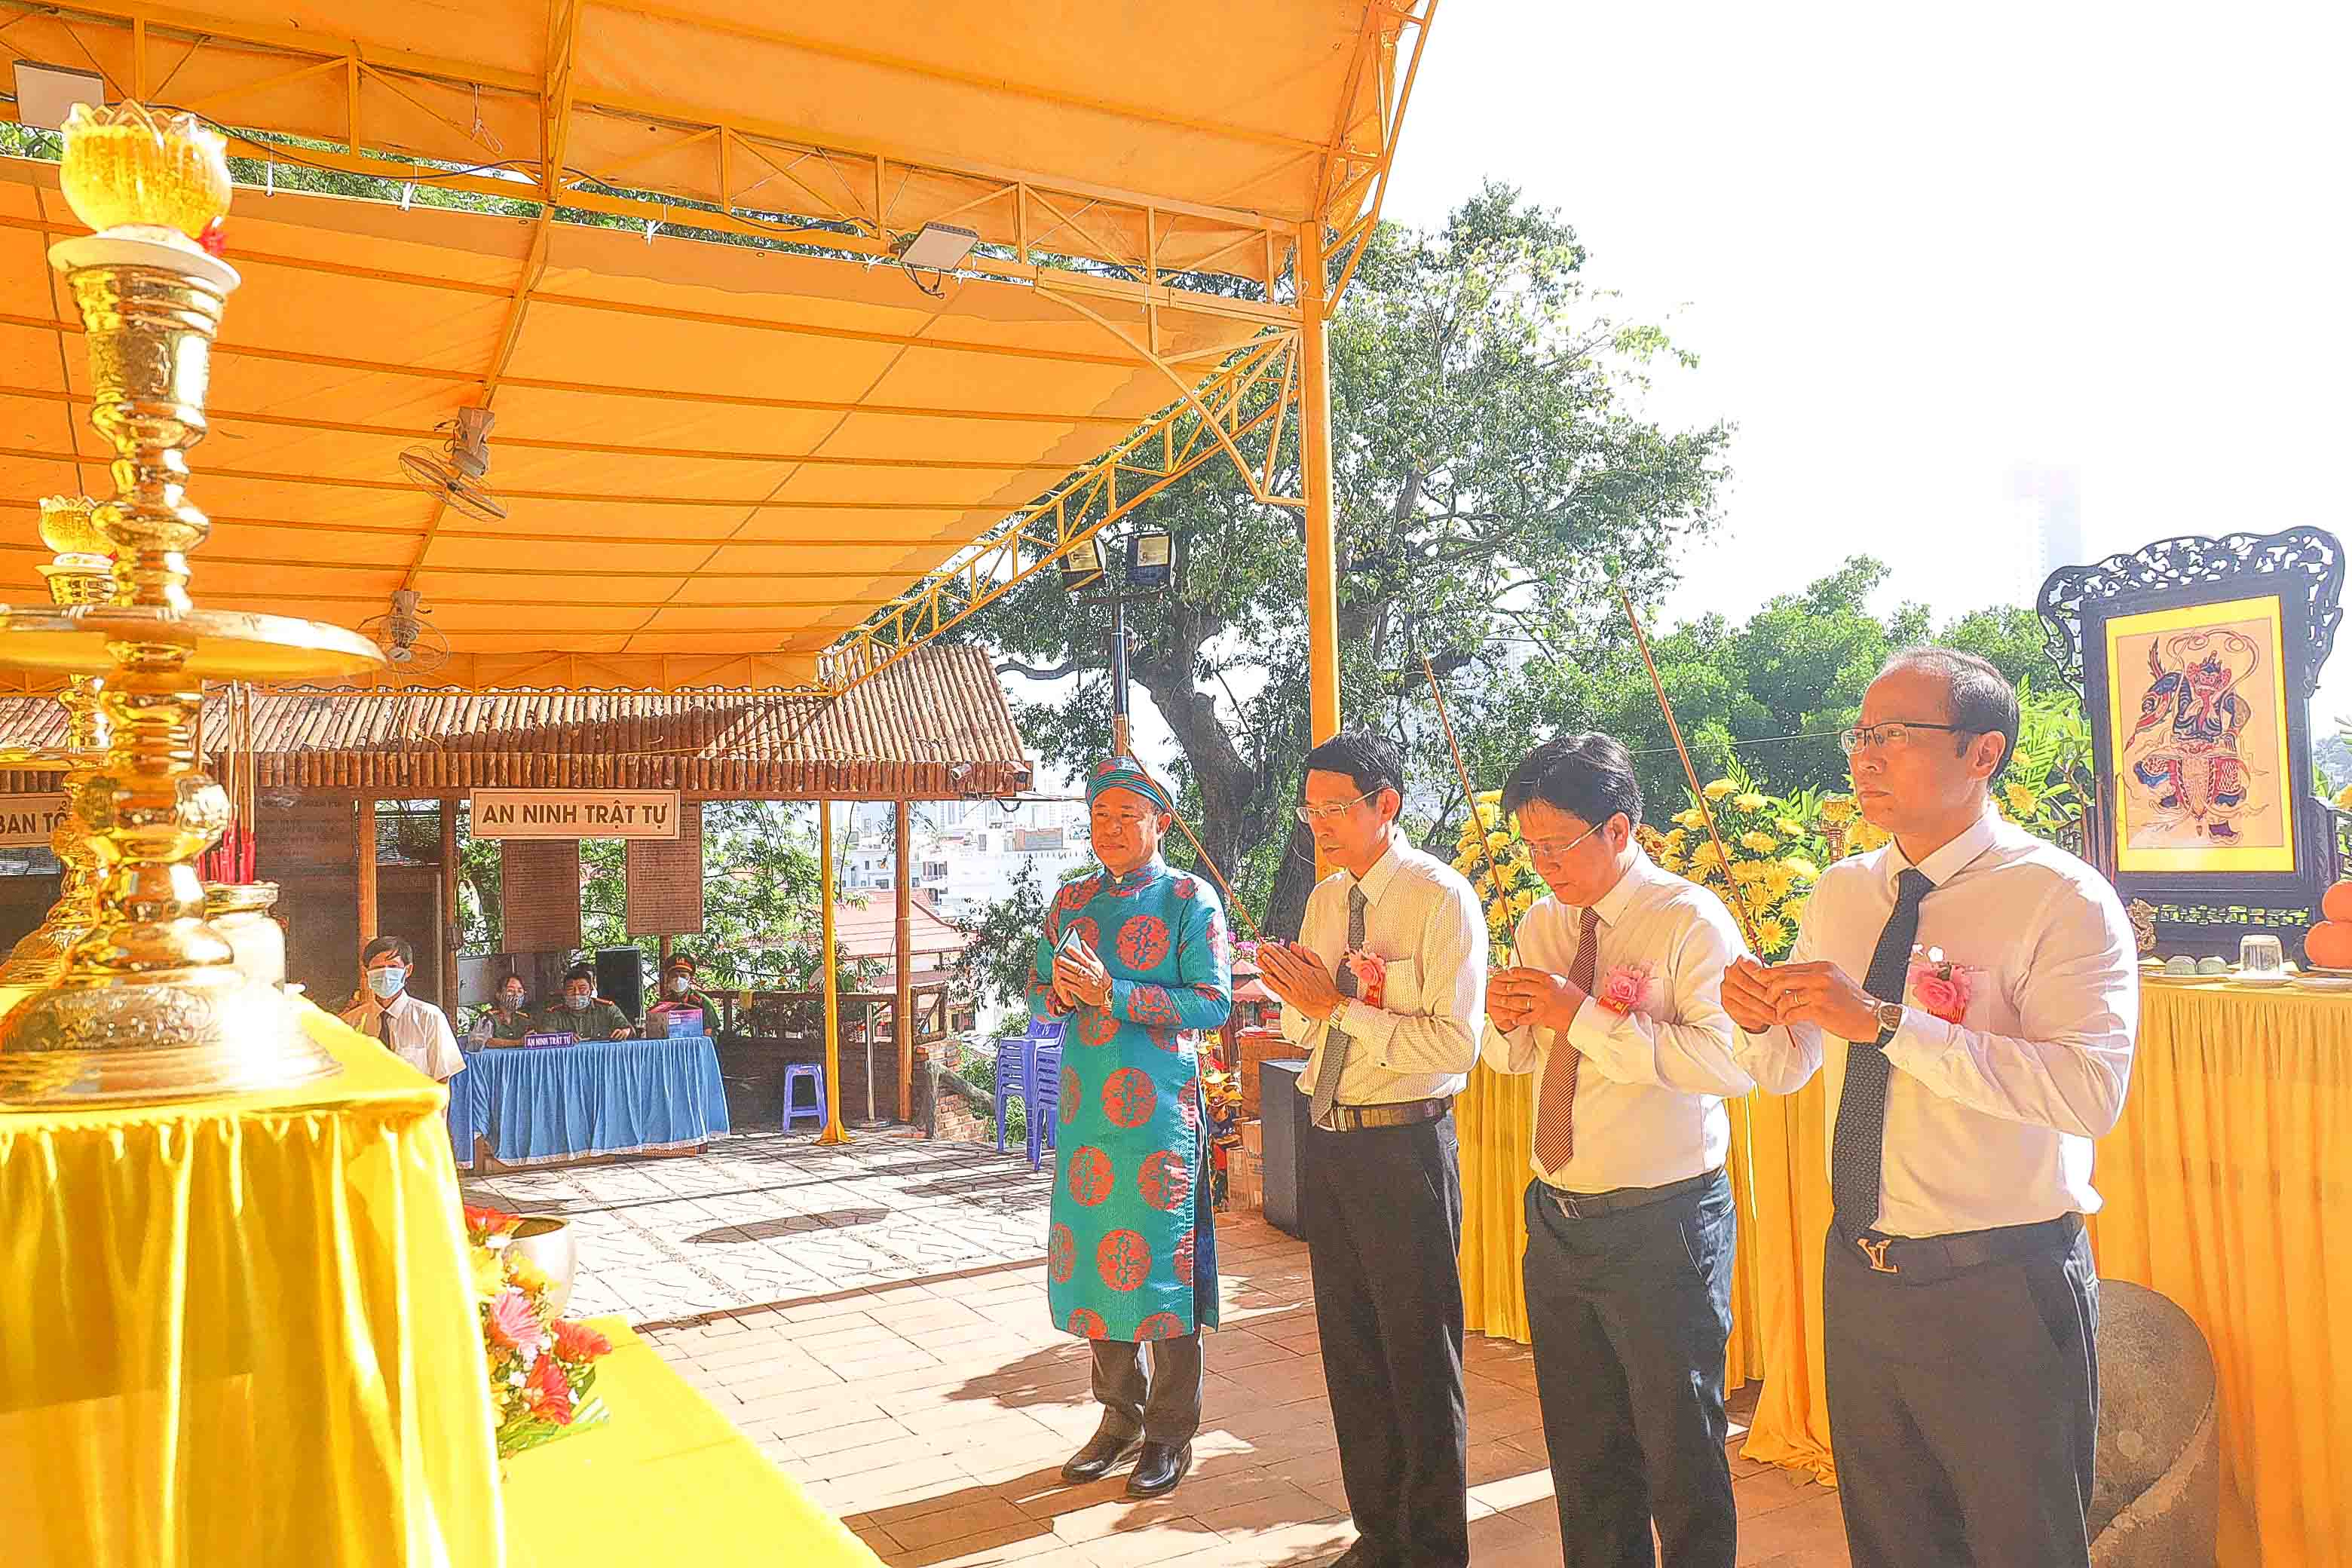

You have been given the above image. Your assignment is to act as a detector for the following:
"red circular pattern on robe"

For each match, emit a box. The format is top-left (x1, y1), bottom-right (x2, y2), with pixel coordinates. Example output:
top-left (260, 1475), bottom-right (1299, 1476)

top-left (1058, 1064), bottom-right (1080, 1125)
top-left (1067, 1307), bottom-right (1107, 1339)
top-left (1065, 1146), bottom-right (1114, 1206)
top-left (1116, 914), bottom-right (1171, 972)
top-left (1138, 1150), bottom-right (1192, 1211)
top-left (1146, 1024), bottom-right (1181, 1052)
top-left (1055, 877), bottom-right (1095, 914)
top-left (1048, 1223), bottom-right (1076, 1282)
top-left (1130, 987), bottom-right (1181, 1028)
top-left (1077, 1006), bottom-right (1120, 1046)
top-left (1172, 1232), bottom-right (1197, 1285)
top-left (1101, 1067), bottom-right (1157, 1128)
top-left (1096, 1229), bottom-right (1153, 1291)
top-left (1174, 877), bottom-right (1198, 901)
top-left (1135, 1312), bottom-right (1187, 1340)
top-left (1063, 915), bottom-right (1100, 955)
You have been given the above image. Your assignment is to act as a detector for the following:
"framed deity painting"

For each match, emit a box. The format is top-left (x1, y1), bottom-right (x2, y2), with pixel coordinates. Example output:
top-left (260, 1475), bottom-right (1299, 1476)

top-left (2041, 527), bottom-right (2344, 954)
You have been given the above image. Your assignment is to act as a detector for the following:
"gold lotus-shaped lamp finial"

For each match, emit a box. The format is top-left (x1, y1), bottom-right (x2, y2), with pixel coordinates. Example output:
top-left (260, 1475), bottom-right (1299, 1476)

top-left (37, 494), bottom-right (111, 564)
top-left (58, 101), bottom-right (232, 243)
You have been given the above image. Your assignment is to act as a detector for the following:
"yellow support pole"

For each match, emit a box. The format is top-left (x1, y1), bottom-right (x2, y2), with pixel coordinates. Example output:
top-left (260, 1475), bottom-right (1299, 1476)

top-left (1299, 219), bottom-right (1340, 746)
top-left (816, 797), bottom-right (849, 1144)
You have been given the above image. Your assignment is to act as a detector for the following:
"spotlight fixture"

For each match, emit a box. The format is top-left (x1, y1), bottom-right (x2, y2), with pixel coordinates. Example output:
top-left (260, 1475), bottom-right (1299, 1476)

top-left (1058, 536), bottom-right (1107, 593)
top-left (1127, 526), bottom-right (1173, 590)
top-left (14, 63), bottom-right (104, 130)
top-left (901, 222), bottom-right (979, 271)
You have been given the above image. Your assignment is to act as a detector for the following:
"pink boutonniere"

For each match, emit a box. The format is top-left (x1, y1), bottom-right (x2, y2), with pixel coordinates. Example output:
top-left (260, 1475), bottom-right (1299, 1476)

top-left (1906, 949), bottom-right (1977, 1025)
top-left (1594, 962), bottom-right (1653, 1015)
top-left (1342, 950), bottom-right (1387, 1010)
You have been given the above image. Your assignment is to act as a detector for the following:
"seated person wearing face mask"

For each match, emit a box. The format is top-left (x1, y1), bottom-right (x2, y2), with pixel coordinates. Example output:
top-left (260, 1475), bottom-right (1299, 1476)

top-left (475, 972), bottom-right (539, 1045)
top-left (341, 935), bottom-right (465, 1082)
top-left (645, 951), bottom-right (722, 1037)
top-left (538, 962), bottom-right (636, 1041)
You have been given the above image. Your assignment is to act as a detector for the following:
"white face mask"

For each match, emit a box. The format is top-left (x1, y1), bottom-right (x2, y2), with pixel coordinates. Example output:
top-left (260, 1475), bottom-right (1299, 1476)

top-left (669, 975), bottom-right (690, 995)
top-left (367, 966), bottom-right (404, 1000)
top-left (565, 991), bottom-right (592, 1010)
top-left (501, 991), bottom-right (525, 1010)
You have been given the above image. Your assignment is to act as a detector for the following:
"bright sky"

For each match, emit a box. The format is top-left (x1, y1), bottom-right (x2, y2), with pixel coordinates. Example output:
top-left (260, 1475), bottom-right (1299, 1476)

top-left (1382, 2), bottom-right (2352, 722)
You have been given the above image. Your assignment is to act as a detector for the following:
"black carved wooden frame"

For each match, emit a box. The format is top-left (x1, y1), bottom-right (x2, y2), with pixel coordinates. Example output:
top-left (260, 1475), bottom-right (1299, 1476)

top-left (2038, 527), bottom-right (2344, 954)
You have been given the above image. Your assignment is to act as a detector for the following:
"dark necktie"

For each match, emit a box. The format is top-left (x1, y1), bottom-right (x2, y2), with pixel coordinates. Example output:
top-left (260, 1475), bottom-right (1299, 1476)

top-left (1308, 884), bottom-right (1370, 1129)
top-left (1533, 904), bottom-right (1602, 1171)
top-left (1830, 867), bottom-right (1934, 1234)
top-left (375, 1008), bottom-right (394, 1048)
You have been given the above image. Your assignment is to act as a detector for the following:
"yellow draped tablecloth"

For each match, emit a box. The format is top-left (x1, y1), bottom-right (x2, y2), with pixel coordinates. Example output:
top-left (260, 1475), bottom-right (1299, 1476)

top-left (1461, 986), bottom-right (2351, 1568)
top-left (0, 995), bottom-right (504, 1568)
top-left (504, 1321), bottom-right (880, 1568)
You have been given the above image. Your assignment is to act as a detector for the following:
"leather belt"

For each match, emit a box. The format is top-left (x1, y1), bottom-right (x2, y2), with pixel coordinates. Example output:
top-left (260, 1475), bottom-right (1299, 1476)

top-left (1319, 1097), bottom-right (1449, 1132)
top-left (1841, 1212), bottom-right (2082, 1280)
top-left (1543, 1168), bottom-right (1719, 1221)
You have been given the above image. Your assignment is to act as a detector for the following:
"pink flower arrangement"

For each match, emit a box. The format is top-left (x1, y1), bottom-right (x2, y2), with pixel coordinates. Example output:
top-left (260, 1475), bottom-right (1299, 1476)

top-left (1593, 963), bottom-right (1653, 1015)
top-left (1906, 951), bottom-right (1976, 1025)
top-left (465, 1204), bottom-right (611, 1458)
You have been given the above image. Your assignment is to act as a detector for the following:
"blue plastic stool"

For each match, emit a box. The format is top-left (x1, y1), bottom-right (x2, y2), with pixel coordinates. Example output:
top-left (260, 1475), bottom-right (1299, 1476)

top-left (782, 1064), bottom-right (827, 1131)
top-left (993, 1040), bottom-right (1035, 1153)
top-left (1026, 1043), bottom-right (1063, 1171)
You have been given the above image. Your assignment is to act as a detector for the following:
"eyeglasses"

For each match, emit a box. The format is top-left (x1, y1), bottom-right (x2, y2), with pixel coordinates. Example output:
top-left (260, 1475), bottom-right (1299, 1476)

top-left (1521, 820), bottom-right (1603, 858)
top-left (1838, 720), bottom-right (1975, 756)
top-left (1294, 789), bottom-right (1378, 825)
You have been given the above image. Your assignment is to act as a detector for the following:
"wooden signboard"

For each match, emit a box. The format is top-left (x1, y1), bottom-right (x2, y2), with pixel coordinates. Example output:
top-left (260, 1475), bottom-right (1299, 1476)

top-left (626, 800), bottom-right (704, 937)
top-left (471, 789), bottom-right (681, 841)
top-left (0, 793), bottom-right (69, 849)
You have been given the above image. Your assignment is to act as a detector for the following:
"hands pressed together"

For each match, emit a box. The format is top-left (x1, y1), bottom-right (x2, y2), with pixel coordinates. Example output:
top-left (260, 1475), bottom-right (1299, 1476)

top-left (1484, 967), bottom-right (1585, 1034)
top-left (1720, 957), bottom-right (1882, 1041)
top-left (1051, 937), bottom-right (1115, 1011)
top-left (1256, 940), bottom-right (1342, 1019)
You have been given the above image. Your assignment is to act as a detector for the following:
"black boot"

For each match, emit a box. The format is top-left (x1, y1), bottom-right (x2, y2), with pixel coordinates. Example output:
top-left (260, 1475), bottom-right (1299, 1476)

top-left (1060, 1419), bottom-right (1143, 1483)
top-left (1124, 1441), bottom-right (1191, 1498)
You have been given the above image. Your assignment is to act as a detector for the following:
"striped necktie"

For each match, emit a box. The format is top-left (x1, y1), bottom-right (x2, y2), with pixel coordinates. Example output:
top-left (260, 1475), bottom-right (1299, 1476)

top-left (1831, 868), bottom-right (1934, 1234)
top-left (1532, 904), bottom-right (1601, 1171)
top-left (1307, 883), bottom-right (1370, 1129)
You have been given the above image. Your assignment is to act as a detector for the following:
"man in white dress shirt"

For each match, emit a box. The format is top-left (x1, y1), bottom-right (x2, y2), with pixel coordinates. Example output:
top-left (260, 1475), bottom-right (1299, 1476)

top-left (1257, 730), bottom-right (1485, 1568)
top-left (339, 935), bottom-right (465, 1083)
top-left (1483, 733), bottom-right (1814, 1568)
top-left (1721, 650), bottom-right (2136, 1568)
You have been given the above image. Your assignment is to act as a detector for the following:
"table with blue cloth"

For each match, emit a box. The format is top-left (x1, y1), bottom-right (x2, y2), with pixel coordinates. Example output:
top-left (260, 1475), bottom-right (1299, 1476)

top-left (446, 1035), bottom-right (730, 1171)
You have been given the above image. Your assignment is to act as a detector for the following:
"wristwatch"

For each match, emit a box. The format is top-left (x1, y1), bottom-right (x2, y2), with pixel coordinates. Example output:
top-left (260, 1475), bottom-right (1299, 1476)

top-left (1870, 997), bottom-right (1905, 1041)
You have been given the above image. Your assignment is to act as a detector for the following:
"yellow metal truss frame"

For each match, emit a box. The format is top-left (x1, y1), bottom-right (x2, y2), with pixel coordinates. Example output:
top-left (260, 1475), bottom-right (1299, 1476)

top-left (1, 0), bottom-right (1332, 324)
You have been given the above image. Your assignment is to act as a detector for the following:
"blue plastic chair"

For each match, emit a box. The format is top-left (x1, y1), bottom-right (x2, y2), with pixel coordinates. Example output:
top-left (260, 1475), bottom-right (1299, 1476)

top-left (1026, 1043), bottom-right (1063, 1171)
top-left (782, 1063), bottom-right (827, 1131)
top-left (1026, 1018), bottom-right (1067, 1043)
top-left (992, 1040), bottom-right (1035, 1153)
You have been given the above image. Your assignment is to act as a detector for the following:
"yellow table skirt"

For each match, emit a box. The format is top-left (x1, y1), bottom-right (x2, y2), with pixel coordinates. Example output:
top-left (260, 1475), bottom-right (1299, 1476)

top-left (503, 1321), bottom-right (881, 1568)
top-left (0, 996), bottom-right (503, 1567)
top-left (1459, 985), bottom-right (2352, 1566)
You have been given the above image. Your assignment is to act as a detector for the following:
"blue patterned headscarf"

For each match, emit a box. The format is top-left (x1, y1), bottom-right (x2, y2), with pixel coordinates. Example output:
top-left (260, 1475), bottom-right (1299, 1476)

top-left (1086, 755), bottom-right (1174, 813)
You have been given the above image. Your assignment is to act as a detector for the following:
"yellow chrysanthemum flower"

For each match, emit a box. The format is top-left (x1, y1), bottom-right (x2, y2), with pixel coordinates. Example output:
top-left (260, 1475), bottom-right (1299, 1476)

top-left (1781, 894), bottom-right (1810, 927)
top-left (1738, 830), bottom-right (1779, 855)
top-left (1762, 867), bottom-right (1796, 904)
top-left (1780, 856), bottom-right (1820, 882)
top-left (1733, 792), bottom-right (1768, 813)
top-left (1818, 795), bottom-right (1857, 825)
top-left (1752, 915), bottom-right (1789, 953)
top-left (1658, 852), bottom-right (1685, 874)
top-left (1774, 817), bottom-right (1802, 838)
top-left (2003, 782), bottom-right (2038, 816)
top-left (1664, 826), bottom-right (1689, 847)
top-left (1849, 822), bottom-right (1892, 853)
top-left (1672, 807), bottom-right (1704, 830)
top-left (1729, 859), bottom-right (1769, 885)
top-left (1475, 789), bottom-right (1501, 806)
top-left (470, 1247), bottom-right (506, 1303)
top-left (1508, 890), bottom-right (1537, 914)
top-left (1703, 779), bottom-right (1737, 801)
top-left (2336, 782), bottom-right (2352, 812)
top-left (1487, 831), bottom-right (1513, 856)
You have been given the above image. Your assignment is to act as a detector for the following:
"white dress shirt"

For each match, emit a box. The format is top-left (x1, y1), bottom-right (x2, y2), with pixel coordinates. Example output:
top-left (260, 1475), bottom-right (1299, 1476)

top-left (341, 988), bottom-right (465, 1083)
top-left (1281, 827), bottom-right (1487, 1107)
top-left (1483, 850), bottom-right (1817, 1193)
top-left (1741, 804), bottom-right (2139, 1238)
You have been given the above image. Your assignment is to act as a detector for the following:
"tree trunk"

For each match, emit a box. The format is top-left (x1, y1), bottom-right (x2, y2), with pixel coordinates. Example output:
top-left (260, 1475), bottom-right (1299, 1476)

top-left (1263, 819), bottom-right (1321, 939)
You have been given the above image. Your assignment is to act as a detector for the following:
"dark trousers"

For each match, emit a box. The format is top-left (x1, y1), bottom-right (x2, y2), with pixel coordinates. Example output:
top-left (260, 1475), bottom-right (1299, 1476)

top-left (1303, 1113), bottom-right (1468, 1568)
top-left (1091, 1331), bottom-right (1203, 1444)
top-left (1522, 1171), bottom-right (1737, 1568)
top-left (1824, 1217), bottom-right (2100, 1568)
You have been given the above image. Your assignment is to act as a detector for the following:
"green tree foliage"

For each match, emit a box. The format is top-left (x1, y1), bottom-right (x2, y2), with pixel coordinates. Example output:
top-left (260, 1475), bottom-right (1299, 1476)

top-left (966, 185), bottom-right (1733, 935)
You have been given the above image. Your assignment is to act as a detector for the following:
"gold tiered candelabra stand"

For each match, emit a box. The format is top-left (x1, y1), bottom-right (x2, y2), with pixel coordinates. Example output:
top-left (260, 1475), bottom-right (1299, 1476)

top-left (0, 104), bottom-right (383, 1102)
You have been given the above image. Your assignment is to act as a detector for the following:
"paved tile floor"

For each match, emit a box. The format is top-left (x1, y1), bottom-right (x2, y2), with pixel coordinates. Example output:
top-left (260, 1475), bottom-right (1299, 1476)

top-left (473, 1133), bottom-right (1849, 1566)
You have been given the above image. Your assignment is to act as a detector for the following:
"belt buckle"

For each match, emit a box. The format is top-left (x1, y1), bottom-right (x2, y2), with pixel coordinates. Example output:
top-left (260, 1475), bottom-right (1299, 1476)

top-left (1857, 1236), bottom-right (1899, 1275)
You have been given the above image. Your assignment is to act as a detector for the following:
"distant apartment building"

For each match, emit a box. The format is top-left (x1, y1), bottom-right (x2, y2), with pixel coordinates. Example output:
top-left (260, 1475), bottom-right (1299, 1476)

top-left (840, 798), bottom-right (1092, 921)
top-left (2009, 461), bottom-right (2085, 610)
